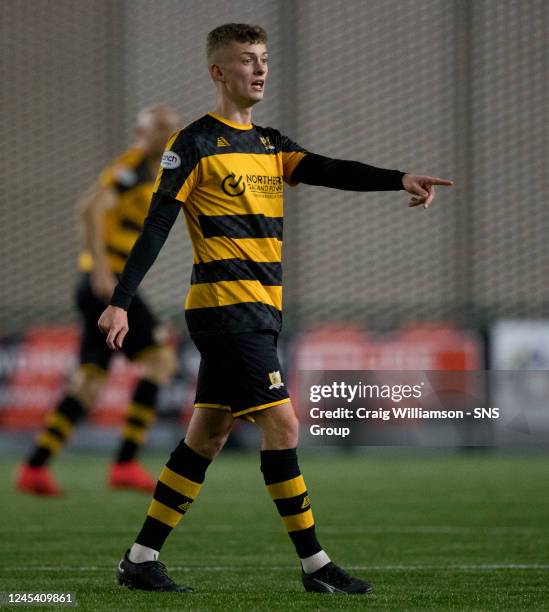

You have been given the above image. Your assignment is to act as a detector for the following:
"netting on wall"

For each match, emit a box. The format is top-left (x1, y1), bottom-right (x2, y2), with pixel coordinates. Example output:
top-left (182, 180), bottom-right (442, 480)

top-left (287, 0), bottom-right (460, 330)
top-left (0, 0), bottom-right (119, 334)
top-left (1, 0), bottom-right (548, 336)
top-left (470, 0), bottom-right (549, 320)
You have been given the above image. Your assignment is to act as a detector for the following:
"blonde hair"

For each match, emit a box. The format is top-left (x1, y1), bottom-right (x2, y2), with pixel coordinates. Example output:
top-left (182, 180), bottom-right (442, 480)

top-left (136, 105), bottom-right (175, 129)
top-left (207, 23), bottom-right (267, 61)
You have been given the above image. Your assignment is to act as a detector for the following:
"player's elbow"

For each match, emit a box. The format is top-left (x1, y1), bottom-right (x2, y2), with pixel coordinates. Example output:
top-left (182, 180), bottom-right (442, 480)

top-left (78, 196), bottom-right (98, 225)
top-left (78, 183), bottom-right (114, 220)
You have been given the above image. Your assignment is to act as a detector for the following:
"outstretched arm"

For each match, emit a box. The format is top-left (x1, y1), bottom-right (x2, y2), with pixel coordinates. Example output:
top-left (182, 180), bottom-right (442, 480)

top-left (291, 153), bottom-right (452, 208)
top-left (291, 153), bottom-right (405, 191)
top-left (98, 192), bottom-right (181, 349)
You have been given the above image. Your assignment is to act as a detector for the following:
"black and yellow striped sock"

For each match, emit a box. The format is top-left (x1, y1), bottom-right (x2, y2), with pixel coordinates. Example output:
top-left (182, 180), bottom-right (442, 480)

top-left (115, 379), bottom-right (158, 463)
top-left (135, 441), bottom-right (211, 551)
top-left (261, 448), bottom-right (323, 561)
top-left (27, 396), bottom-right (87, 467)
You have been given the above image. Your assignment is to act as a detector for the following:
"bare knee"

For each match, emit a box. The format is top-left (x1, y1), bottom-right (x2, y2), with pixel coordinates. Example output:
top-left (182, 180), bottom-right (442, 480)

top-left (185, 409), bottom-right (234, 460)
top-left (137, 345), bottom-right (177, 385)
top-left (190, 432), bottom-right (229, 459)
top-left (255, 402), bottom-right (299, 450)
top-left (68, 367), bottom-right (106, 410)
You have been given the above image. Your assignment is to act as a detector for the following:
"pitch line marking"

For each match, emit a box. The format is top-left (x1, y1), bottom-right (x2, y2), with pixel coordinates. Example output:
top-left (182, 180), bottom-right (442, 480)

top-left (321, 526), bottom-right (548, 535)
top-left (9, 564), bottom-right (549, 572)
top-left (5, 525), bottom-right (548, 535)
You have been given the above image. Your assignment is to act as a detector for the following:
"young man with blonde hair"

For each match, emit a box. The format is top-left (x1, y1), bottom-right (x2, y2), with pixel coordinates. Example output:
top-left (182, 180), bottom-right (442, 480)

top-left (99, 24), bottom-right (452, 594)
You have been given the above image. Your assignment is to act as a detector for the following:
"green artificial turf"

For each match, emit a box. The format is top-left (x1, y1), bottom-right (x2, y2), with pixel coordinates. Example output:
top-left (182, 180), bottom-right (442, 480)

top-left (1, 452), bottom-right (548, 611)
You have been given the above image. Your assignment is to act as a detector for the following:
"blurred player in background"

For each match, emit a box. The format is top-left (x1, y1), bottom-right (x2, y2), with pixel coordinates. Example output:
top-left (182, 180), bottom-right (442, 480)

top-left (16, 105), bottom-right (181, 496)
top-left (99, 24), bottom-right (452, 595)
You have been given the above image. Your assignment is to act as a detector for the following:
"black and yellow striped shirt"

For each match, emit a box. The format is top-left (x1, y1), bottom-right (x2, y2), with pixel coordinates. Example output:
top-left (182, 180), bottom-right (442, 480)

top-left (155, 112), bottom-right (306, 337)
top-left (80, 147), bottom-right (156, 275)
top-left (110, 114), bottom-right (406, 335)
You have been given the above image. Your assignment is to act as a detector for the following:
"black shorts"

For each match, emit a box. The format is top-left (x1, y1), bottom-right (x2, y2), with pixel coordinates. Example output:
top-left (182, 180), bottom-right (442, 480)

top-left (193, 330), bottom-right (290, 418)
top-left (76, 273), bottom-right (160, 371)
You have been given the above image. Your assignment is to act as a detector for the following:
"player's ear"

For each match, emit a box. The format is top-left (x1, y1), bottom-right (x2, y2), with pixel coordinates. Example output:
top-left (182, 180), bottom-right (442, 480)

top-left (210, 63), bottom-right (225, 83)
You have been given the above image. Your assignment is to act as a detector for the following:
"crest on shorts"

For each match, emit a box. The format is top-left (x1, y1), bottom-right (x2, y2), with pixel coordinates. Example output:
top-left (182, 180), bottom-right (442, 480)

top-left (268, 370), bottom-right (284, 390)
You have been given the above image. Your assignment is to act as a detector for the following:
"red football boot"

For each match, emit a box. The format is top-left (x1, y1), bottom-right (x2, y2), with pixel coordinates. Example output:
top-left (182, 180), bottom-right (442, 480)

top-left (108, 461), bottom-right (156, 493)
top-left (15, 464), bottom-right (64, 497)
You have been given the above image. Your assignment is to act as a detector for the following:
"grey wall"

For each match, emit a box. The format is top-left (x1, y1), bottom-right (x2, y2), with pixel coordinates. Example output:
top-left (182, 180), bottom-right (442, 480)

top-left (1, 0), bottom-right (548, 334)
top-left (1, 0), bottom-right (119, 329)
top-left (470, 0), bottom-right (549, 318)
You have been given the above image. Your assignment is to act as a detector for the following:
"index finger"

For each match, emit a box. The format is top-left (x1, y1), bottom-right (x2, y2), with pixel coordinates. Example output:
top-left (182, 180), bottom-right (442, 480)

top-left (426, 177), bottom-right (453, 186)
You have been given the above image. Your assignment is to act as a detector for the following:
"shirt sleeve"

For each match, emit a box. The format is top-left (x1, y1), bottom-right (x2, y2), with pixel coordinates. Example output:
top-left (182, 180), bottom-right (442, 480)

top-left (98, 148), bottom-right (142, 191)
top-left (109, 192), bottom-right (181, 310)
top-left (290, 153), bottom-right (405, 191)
top-left (271, 130), bottom-right (308, 185)
top-left (154, 130), bottom-right (201, 204)
top-left (99, 165), bottom-right (117, 189)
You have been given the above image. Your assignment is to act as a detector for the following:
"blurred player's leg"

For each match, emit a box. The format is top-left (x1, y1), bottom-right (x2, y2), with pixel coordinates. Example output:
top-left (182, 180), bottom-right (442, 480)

top-left (16, 365), bottom-right (105, 496)
top-left (109, 345), bottom-right (177, 493)
top-left (107, 290), bottom-right (178, 492)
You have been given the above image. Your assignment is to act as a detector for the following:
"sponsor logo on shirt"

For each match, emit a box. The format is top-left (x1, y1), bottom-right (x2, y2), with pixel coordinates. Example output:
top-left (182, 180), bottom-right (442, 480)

top-left (220, 172), bottom-right (283, 198)
top-left (221, 173), bottom-right (246, 197)
top-left (160, 151), bottom-right (181, 169)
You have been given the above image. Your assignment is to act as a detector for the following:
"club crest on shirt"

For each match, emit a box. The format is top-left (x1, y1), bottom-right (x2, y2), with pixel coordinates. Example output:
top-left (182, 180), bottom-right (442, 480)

top-left (268, 370), bottom-right (284, 390)
top-left (260, 136), bottom-right (275, 152)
